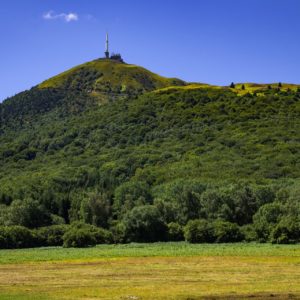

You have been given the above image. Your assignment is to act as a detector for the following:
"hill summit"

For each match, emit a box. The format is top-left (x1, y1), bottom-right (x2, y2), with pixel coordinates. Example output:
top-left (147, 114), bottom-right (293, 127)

top-left (38, 59), bottom-right (185, 96)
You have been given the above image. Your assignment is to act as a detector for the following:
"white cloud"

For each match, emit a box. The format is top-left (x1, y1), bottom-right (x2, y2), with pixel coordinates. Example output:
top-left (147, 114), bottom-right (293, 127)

top-left (43, 11), bottom-right (79, 22)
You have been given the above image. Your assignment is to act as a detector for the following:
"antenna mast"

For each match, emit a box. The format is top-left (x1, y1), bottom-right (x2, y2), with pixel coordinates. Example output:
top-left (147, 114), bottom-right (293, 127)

top-left (105, 33), bottom-right (109, 58)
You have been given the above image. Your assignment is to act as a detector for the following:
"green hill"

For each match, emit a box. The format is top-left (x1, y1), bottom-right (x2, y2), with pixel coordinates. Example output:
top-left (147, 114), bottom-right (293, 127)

top-left (0, 59), bottom-right (300, 245)
top-left (39, 59), bottom-right (185, 95)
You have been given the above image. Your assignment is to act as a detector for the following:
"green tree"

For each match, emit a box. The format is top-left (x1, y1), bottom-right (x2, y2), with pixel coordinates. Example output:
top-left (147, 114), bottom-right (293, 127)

top-left (6, 199), bottom-right (51, 228)
top-left (167, 222), bottom-right (184, 241)
top-left (270, 217), bottom-right (300, 244)
top-left (253, 202), bottom-right (284, 242)
top-left (184, 219), bottom-right (215, 243)
top-left (122, 205), bottom-right (167, 242)
top-left (113, 181), bottom-right (152, 217)
top-left (213, 220), bottom-right (244, 243)
top-left (154, 180), bottom-right (206, 224)
top-left (80, 192), bottom-right (111, 228)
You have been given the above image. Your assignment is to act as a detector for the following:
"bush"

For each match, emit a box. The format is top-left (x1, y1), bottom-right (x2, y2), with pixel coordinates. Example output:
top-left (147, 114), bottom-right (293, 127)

top-left (5, 199), bottom-right (51, 228)
top-left (110, 221), bottom-right (127, 243)
top-left (253, 202), bottom-right (283, 242)
top-left (270, 218), bottom-right (300, 244)
top-left (122, 205), bottom-right (167, 242)
top-left (62, 222), bottom-right (112, 248)
top-left (184, 219), bottom-right (215, 243)
top-left (35, 225), bottom-right (69, 246)
top-left (240, 224), bottom-right (257, 242)
top-left (213, 220), bottom-right (244, 243)
top-left (63, 228), bottom-right (97, 248)
top-left (0, 226), bottom-right (37, 249)
top-left (167, 222), bottom-right (184, 241)
top-left (93, 227), bottom-right (113, 244)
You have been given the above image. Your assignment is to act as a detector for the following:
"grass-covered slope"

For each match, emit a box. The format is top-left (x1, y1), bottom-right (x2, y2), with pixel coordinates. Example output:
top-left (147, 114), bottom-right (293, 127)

top-left (39, 59), bottom-right (185, 94)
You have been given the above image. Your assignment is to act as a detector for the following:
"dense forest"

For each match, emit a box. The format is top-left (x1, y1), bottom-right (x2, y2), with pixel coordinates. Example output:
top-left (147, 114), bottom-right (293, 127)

top-left (0, 59), bottom-right (300, 248)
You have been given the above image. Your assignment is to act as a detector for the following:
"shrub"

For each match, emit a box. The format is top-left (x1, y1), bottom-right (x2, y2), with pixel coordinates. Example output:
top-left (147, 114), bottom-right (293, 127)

top-left (240, 224), bottom-right (257, 242)
top-left (270, 218), bottom-right (300, 244)
top-left (110, 221), bottom-right (127, 243)
top-left (62, 222), bottom-right (112, 248)
top-left (184, 219), bottom-right (215, 243)
top-left (167, 222), bottom-right (184, 241)
top-left (6, 199), bottom-right (51, 228)
top-left (0, 226), bottom-right (37, 249)
top-left (122, 205), bottom-right (167, 242)
top-left (35, 225), bottom-right (69, 246)
top-left (93, 227), bottom-right (113, 244)
top-left (253, 202), bottom-right (284, 242)
top-left (63, 228), bottom-right (97, 248)
top-left (213, 220), bottom-right (244, 243)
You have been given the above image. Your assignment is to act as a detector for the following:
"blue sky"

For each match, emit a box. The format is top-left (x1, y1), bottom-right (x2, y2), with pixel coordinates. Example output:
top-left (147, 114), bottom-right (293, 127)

top-left (1, 0), bottom-right (300, 101)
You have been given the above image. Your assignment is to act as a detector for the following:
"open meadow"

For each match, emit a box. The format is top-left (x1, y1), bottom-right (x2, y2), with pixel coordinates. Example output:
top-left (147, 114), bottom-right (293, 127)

top-left (0, 243), bottom-right (300, 300)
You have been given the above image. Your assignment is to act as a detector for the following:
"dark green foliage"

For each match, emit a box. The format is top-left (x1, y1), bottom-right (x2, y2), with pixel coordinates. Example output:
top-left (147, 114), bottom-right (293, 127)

top-left (230, 82), bottom-right (235, 88)
top-left (0, 198), bottom-right (51, 228)
top-left (167, 222), bottom-right (184, 241)
top-left (213, 220), bottom-right (244, 243)
top-left (184, 219), bottom-right (244, 243)
top-left (184, 219), bottom-right (215, 243)
top-left (62, 222), bottom-right (112, 247)
top-left (154, 180), bottom-right (206, 225)
top-left (35, 225), bottom-right (69, 246)
top-left (240, 224), bottom-right (257, 242)
top-left (241, 84), bottom-right (245, 90)
top-left (253, 202), bottom-right (284, 242)
top-left (80, 192), bottom-right (111, 228)
top-left (0, 226), bottom-right (37, 249)
top-left (63, 227), bottom-right (97, 248)
top-left (270, 218), bottom-right (300, 244)
top-left (113, 181), bottom-right (152, 217)
top-left (122, 205), bottom-right (167, 242)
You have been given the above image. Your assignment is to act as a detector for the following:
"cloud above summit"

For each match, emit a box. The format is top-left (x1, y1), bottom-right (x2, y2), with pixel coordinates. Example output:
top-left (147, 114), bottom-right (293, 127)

top-left (43, 11), bottom-right (79, 22)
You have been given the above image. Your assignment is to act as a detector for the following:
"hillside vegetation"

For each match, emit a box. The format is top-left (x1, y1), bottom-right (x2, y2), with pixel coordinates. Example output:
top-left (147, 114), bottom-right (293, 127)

top-left (0, 59), bottom-right (300, 247)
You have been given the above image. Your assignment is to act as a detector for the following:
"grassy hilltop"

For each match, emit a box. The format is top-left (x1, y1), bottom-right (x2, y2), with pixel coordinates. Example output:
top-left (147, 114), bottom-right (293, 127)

top-left (39, 59), bottom-right (185, 94)
top-left (0, 59), bottom-right (300, 246)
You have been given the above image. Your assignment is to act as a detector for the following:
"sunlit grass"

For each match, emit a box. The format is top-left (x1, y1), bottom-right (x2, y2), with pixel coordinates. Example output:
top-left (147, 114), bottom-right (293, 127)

top-left (0, 243), bottom-right (300, 299)
top-left (1, 242), bottom-right (300, 264)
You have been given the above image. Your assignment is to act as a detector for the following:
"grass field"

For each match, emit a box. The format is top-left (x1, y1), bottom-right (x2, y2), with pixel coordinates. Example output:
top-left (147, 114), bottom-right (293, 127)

top-left (0, 243), bottom-right (300, 300)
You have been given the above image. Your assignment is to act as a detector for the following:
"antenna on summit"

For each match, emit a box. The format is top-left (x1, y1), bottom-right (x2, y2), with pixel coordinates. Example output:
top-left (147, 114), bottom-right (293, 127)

top-left (105, 33), bottom-right (109, 59)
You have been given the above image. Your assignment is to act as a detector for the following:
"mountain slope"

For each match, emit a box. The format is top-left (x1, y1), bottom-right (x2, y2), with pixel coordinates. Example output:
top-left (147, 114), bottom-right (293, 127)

top-left (0, 60), bottom-right (300, 236)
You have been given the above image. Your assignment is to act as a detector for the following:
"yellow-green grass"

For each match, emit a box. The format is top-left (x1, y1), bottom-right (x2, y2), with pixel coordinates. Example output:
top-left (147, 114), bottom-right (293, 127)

top-left (0, 243), bottom-right (300, 299)
top-left (155, 82), bottom-right (300, 96)
top-left (38, 59), bottom-right (184, 92)
top-left (233, 83), bottom-right (300, 95)
top-left (37, 58), bottom-right (300, 99)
